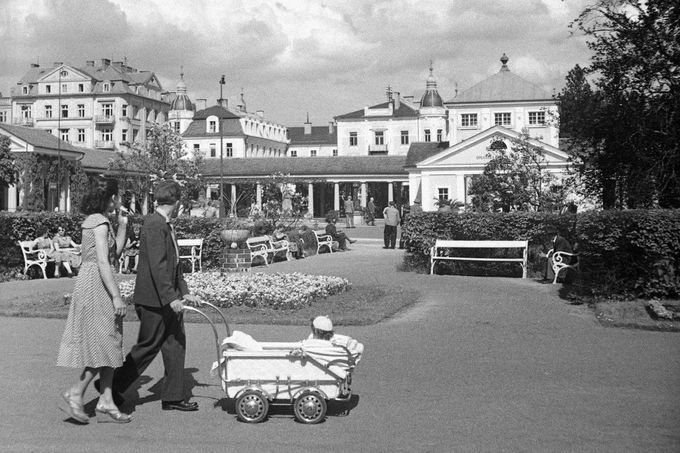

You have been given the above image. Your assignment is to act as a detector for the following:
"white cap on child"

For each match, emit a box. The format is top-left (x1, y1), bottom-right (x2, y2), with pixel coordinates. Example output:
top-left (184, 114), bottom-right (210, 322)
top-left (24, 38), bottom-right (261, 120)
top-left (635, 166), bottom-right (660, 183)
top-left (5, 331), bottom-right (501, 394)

top-left (312, 316), bottom-right (333, 332)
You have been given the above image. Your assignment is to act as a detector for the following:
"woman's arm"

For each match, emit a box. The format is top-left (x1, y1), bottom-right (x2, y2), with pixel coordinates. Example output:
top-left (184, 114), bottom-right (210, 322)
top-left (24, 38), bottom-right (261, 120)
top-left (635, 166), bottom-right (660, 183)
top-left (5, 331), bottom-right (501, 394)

top-left (114, 213), bottom-right (128, 256)
top-left (93, 224), bottom-right (126, 316)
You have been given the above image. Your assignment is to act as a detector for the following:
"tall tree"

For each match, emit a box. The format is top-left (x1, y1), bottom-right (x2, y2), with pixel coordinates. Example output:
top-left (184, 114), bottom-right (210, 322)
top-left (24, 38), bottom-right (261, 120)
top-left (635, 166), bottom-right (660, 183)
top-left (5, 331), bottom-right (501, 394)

top-left (109, 124), bottom-right (204, 209)
top-left (566, 0), bottom-right (680, 208)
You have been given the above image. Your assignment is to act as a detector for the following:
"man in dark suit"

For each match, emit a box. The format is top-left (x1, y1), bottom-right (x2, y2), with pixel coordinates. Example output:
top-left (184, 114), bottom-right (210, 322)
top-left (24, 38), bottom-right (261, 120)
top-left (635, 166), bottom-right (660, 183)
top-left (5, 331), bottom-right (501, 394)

top-left (111, 180), bottom-right (201, 411)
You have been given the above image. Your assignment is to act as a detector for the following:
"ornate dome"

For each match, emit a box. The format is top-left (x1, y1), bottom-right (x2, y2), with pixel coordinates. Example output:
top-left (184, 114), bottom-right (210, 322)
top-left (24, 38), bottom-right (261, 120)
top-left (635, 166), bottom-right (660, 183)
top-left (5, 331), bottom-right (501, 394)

top-left (420, 62), bottom-right (443, 108)
top-left (171, 71), bottom-right (194, 111)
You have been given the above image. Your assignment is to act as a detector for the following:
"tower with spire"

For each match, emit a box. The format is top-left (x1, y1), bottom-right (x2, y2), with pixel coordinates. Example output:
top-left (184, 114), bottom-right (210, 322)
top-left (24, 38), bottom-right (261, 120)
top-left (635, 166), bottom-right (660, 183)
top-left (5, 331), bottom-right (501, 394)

top-left (418, 61), bottom-right (448, 142)
top-left (168, 68), bottom-right (195, 135)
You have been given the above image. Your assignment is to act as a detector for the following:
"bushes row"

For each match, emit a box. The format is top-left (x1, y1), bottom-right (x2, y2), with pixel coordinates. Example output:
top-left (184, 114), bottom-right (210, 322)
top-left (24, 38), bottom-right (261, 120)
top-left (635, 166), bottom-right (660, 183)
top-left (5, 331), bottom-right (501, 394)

top-left (0, 212), bottom-right (321, 272)
top-left (401, 210), bottom-right (680, 299)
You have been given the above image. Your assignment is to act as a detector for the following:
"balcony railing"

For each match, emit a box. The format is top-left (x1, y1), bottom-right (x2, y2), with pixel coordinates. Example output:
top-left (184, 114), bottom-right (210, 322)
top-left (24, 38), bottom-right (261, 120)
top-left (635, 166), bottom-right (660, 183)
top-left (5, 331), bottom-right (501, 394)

top-left (95, 140), bottom-right (115, 149)
top-left (94, 115), bottom-right (115, 124)
top-left (13, 117), bottom-right (34, 126)
top-left (368, 144), bottom-right (388, 155)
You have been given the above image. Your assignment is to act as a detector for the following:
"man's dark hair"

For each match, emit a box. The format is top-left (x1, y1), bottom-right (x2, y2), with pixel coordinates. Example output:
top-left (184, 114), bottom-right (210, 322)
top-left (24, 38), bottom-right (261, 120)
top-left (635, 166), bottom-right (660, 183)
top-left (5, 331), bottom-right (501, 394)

top-left (154, 180), bottom-right (182, 205)
top-left (80, 177), bottom-right (118, 215)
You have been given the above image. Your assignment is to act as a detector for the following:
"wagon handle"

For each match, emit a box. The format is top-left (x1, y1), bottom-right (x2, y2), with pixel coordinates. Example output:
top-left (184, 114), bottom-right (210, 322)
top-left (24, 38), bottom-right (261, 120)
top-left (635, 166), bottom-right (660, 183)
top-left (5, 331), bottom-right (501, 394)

top-left (193, 300), bottom-right (231, 337)
top-left (182, 305), bottom-right (226, 383)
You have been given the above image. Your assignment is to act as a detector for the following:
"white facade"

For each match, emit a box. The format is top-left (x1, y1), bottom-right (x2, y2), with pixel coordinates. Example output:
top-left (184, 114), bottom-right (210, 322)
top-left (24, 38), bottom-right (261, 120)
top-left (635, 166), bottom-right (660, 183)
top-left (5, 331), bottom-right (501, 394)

top-left (448, 101), bottom-right (558, 148)
top-left (408, 126), bottom-right (569, 211)
top-left (10, 60), bottom-right (170, 152)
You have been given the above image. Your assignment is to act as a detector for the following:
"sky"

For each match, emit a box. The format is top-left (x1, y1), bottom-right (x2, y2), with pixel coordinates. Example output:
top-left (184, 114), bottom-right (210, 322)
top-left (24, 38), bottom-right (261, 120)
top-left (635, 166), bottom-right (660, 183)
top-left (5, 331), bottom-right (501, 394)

top-left (0, 0), bottom-right (593, 127)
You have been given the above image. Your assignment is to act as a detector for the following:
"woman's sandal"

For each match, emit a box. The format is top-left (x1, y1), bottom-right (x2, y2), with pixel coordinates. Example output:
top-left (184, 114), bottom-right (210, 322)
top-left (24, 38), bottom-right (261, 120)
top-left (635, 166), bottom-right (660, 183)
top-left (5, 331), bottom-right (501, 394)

top-left (95, 405), bottom-right (132, 424)
top-left (59, 391), bottom-right (89, 424)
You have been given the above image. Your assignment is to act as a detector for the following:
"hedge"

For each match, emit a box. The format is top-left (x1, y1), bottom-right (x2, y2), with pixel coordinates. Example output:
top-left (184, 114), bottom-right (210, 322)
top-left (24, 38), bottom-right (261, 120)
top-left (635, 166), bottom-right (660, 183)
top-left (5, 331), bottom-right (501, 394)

top-left (401, 210), bottom-right (680, 299)
top-left (0, 212), bottom-right (320, 273)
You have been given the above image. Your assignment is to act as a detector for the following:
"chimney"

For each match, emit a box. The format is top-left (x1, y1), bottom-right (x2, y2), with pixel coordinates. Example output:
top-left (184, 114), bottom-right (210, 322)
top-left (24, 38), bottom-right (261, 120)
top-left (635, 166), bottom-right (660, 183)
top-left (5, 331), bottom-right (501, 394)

top-left (53, 61), bottom-right (63, 67)
top-left (304, 113), bottom-right (312, 135)
top-left (100, 58), bottom-right (111, 68)
top-left (256, 110), bottom-right (264, 119)
top-left (197, 98), bottom-right (207, 110)
top-left (30, 63), bottom-right (40, 68)
top-left (86, 60), bottom-right (95, 67)
top-left (113, 61), bottom-right (123, 69)
top-left (394, 92), bottom-right (400, 110)
top-left (328, 121), bottom-right (335, 134)
top-left (217, 98), bottom-right (228, 109)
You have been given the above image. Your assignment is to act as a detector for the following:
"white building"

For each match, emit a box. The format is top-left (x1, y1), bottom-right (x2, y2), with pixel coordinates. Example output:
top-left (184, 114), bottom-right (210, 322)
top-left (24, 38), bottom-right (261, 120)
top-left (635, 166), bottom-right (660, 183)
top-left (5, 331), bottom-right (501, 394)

top-left (9, 59), bottom-right (170, 152)
top-left (406, 54), bottom-right (568, 211)
top-left (287, 115), bottom-right (337, 158)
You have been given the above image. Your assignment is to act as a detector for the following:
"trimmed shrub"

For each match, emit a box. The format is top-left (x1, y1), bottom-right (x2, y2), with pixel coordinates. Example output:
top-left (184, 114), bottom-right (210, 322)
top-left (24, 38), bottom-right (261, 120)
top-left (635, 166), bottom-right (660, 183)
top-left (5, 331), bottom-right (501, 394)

top-left (0, 212), bottom-right (304, 273)
top-left (402, 210), bottom-right (680, 298)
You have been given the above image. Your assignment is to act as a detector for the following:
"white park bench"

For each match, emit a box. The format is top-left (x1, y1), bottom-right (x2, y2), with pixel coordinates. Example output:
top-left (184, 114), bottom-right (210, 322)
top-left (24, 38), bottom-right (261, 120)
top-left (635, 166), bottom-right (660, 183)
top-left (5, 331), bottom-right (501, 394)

top-left (312, 230), bottom-right (337, 254)
top-left (18, 240), bottom-right (49, 279)
top-left (430, 240), bottom-right (529, 278)
top-left (246, 236), bottom-right (290, 266)
top-left (548, 248), bottom-right (580, 284)
top-left (177, 238), bottom-right (204, 273)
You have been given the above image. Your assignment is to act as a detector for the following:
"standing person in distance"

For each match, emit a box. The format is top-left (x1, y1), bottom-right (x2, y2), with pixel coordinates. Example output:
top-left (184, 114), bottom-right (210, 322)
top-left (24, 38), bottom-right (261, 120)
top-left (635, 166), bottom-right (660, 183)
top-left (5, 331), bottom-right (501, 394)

top-left (382, 201), bottom-right (400, 249)
top-left (366, 197), bottom-right (376, 226)
top-left (344, 195), bottom-right (355, 228)
top-left (108, 180), bottom-right (202, 412)
top-left (56, 178), bottom-right (131, 424)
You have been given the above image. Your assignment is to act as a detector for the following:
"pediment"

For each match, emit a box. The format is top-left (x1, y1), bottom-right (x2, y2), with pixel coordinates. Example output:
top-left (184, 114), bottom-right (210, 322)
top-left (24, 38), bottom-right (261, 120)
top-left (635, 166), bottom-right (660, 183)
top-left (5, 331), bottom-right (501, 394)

top-left (39, 65), bottom-right (91, 82)
top-left (417, 126), bottom-right (568, 169)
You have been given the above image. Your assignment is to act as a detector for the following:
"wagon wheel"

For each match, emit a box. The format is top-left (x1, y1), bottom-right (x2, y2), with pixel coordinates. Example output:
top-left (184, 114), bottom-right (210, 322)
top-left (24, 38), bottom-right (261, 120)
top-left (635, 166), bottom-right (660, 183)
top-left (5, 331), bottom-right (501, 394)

top-left (292, 391), bottom-right (327, 424)
top-left (235, 390), bottom-right (269, 423)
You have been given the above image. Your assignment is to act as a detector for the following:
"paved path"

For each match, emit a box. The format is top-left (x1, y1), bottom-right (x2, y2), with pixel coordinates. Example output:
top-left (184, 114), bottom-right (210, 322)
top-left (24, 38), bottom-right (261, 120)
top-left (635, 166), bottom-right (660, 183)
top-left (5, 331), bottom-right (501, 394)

top-left (1, 239), bottom-right (679, 452)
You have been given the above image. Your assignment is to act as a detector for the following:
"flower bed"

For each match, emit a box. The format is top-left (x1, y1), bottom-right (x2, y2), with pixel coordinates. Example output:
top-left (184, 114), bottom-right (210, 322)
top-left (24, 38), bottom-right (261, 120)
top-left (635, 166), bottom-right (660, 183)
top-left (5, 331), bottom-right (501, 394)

top-left (119, 271), bottom-right (350, 310)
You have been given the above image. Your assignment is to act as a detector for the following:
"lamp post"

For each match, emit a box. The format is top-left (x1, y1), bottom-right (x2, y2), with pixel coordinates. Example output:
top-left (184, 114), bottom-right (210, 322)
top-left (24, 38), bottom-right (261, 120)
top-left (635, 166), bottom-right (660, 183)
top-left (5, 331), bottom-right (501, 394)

top-left (56, 68), bottom-right (63, 212)
top-left (218, 75), bottom-right (226, 218)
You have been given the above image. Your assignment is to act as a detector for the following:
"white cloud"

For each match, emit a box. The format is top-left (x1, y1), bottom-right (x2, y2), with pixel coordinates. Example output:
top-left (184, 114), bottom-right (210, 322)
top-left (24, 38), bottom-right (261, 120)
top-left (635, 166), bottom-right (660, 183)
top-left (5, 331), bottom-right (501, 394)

top-left (1, 0), bottom-right (593, 124)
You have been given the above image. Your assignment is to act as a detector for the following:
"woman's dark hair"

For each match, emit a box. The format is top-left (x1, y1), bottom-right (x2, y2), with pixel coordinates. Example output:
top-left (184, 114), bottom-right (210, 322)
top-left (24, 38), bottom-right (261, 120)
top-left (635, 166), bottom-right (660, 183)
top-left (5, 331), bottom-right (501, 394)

top-left (80, 177), bottom-right (118, 215)
top-left (154, 180), bottom-right (182, 205)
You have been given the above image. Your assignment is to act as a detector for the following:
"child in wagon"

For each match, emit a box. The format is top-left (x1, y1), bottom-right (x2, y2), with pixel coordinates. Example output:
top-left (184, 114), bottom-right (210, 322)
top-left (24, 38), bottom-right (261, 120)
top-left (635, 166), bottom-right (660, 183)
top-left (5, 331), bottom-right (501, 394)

top-left (303, 316), bottom-right (364, 364)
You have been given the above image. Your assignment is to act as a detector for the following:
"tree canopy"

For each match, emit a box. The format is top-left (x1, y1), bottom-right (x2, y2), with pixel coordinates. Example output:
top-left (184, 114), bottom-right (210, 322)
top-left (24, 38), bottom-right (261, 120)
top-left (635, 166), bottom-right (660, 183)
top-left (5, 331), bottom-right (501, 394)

top-left (108, 124), bottom-right (204, 211)
top-left (563, 0), bottom-right (680, 208)
top-left (468, 132), bottom-right (566, 212)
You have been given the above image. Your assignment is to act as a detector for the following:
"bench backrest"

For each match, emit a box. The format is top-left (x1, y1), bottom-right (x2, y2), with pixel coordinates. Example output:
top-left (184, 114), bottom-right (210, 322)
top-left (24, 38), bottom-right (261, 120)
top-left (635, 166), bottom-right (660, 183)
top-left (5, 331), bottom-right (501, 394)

top-left (18, 240), bottom-right (46, 262)
top-left (246, 236), bottom-right (272, 248)
top-left (313, 230), bottom-right (332, 241)
top-left (177, 238), bottom-right (203, 257)
top-left (433, 240), bottom-right (528, 249)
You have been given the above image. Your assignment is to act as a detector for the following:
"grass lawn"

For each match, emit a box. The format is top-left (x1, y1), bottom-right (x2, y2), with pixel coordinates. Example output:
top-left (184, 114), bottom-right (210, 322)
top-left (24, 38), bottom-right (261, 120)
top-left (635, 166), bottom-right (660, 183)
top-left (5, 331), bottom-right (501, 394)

top-left (594, 299), bottom-right (680, 332)
top-left (0, 278), bottom-right (419, 326)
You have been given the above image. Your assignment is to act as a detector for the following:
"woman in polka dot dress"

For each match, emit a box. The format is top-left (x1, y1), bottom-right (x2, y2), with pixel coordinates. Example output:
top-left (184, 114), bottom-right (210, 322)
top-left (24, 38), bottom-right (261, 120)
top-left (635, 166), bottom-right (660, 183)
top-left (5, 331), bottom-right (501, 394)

top-left (56, 179), bottom-right (131, 424)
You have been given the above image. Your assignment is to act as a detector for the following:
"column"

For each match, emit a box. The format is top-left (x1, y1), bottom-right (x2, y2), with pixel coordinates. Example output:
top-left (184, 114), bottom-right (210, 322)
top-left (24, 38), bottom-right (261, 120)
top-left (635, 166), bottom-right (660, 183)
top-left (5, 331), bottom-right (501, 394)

top-left (388, 182), bottom-right (394, 203)
top-left (360, 182), bottom-right (367, 207)
top-left (307, 183), bottom-right (314, 218)
top-left (256, 183), bottom-right (262, 207)
top-left (59, 177), bottom-right (67, 212)
top-left (6, 184), bottom-right (17, 212)
top-left (231, 184), bottom-right (237, 216)
top-left (142, 193), bottom-right (149, 215)
top-left (205, 185), bottom-right (211, 200)
top-left (66, 183), bottom-right (71, 213)
top-left (130, 193), bottom-right (137, 213)
top-left (455, 175), bottom-right (465, 206)
top-left (334, 183), bottom-right (340, 211)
